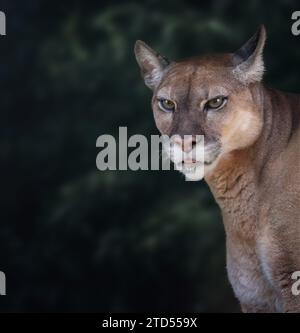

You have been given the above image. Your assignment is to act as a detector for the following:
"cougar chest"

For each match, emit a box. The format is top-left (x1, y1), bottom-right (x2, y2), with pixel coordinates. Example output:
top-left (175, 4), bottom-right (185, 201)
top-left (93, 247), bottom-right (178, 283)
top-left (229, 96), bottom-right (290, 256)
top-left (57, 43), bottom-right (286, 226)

top-left (209, 166), bottom-right (280, 311)
top-left (226, 236), bottom-right (279, 312)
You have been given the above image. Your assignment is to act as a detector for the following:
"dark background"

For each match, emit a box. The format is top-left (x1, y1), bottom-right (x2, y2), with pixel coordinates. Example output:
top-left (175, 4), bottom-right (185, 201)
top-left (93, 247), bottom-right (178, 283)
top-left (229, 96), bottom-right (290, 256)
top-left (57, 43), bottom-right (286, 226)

top-left (0, 0), bottom-right (299, 312)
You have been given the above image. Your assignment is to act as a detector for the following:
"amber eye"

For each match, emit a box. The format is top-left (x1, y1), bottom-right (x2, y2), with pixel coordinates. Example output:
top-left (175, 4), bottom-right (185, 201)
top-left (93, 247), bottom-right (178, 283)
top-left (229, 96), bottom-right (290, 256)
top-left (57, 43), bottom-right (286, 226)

top-left (205, 96), bottom-right (227, 110)
top-left (158, 99), bottom-right (176, 112)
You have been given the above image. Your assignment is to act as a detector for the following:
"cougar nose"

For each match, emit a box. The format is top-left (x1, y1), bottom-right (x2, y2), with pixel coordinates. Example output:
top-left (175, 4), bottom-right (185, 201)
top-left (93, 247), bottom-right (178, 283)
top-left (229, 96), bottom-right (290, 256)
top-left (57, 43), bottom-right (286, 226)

top-left (173, 135), bottom-right (197, 153)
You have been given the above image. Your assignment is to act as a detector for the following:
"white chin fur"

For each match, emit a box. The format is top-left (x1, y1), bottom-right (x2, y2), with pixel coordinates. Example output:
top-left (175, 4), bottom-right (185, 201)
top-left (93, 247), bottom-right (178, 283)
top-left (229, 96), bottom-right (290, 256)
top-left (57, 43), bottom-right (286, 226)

top-left (175, 163), bottom-right (205, 181)
top-left (163, 140), bottom-right (220, 181)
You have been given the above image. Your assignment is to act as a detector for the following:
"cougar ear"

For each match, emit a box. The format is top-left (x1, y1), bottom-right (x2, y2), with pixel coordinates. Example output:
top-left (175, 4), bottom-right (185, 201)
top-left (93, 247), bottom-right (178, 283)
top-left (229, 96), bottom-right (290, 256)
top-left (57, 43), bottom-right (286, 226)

top-left (134, 40), bottom-right (170, 90)
top-left (232, 25), bottom-right (267, 84)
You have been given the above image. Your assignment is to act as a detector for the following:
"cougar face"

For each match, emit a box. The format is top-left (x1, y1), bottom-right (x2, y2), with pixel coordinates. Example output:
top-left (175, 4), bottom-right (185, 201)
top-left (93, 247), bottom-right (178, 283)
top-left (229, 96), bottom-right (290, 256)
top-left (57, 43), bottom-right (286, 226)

top-left (135, 26), bottom-right (266, 180)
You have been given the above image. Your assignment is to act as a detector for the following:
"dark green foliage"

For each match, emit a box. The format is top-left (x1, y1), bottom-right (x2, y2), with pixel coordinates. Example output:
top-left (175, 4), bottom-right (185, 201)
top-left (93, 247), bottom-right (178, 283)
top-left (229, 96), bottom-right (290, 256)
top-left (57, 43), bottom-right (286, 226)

top-left (0, 0), bottom-right (299, 312)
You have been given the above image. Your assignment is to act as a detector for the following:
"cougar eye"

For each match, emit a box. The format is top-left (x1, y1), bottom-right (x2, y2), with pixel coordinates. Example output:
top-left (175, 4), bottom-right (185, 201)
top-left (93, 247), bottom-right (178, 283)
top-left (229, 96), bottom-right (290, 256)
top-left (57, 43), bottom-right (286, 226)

top-left (205, 96), bottom-right (227, 110)
top-left (158, 99), bottom-right (176, 112)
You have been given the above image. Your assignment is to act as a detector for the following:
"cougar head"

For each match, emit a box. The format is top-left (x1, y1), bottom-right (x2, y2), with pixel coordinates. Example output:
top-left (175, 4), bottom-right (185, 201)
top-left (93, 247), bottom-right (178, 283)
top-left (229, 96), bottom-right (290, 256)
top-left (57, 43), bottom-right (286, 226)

top-left (134, 26), bottom-right (266, 180)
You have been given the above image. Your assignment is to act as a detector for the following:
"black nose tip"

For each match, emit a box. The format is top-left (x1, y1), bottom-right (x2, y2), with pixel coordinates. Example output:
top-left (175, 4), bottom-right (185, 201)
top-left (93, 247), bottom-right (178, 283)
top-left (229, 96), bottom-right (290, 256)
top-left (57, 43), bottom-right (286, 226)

top-left (173, 135), bottom-right (199, 153)
top-left (191, 137), bottom-right (197, 149)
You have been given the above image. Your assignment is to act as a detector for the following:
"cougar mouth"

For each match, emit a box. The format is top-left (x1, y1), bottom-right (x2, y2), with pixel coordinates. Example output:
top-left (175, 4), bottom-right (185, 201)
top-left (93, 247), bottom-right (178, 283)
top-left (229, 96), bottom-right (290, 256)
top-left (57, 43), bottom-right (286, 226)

top-left (162, 137), bottom-right (221, 178)
top-left (181, 143), bottom-right (221, 179)
top-left (178, 160), bottom-right (203, 173)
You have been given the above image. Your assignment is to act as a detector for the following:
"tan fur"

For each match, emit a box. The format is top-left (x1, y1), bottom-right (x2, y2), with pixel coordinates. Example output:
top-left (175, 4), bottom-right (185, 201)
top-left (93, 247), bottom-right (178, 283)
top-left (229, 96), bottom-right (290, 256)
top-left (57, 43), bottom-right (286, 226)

top-left (135, 26), bottom-right (300, 312)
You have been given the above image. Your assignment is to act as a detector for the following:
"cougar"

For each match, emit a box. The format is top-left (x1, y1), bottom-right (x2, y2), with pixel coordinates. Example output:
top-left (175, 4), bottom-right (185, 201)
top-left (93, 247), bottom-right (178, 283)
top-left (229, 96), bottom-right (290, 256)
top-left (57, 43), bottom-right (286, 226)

top-left (134, 25), bottom-right (300, 313)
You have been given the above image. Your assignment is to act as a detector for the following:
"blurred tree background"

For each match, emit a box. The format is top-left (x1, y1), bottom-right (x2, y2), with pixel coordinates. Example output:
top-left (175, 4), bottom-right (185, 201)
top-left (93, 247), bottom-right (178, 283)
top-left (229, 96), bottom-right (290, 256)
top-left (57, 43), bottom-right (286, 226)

top-left (0, 0), bottom-right (299, 312)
